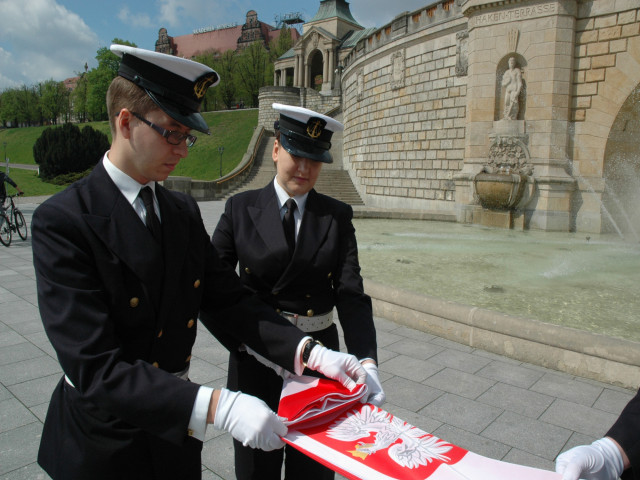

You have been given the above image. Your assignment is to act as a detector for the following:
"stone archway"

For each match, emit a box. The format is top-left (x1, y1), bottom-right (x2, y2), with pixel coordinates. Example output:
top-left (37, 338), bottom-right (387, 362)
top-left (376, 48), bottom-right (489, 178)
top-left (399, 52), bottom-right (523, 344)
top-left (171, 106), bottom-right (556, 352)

top-left (573, 36), bottom-right (640, 233)
top-left (308, 49), bottom-right (324, 91)
top-left (602, 83), bottom-right (640, 239)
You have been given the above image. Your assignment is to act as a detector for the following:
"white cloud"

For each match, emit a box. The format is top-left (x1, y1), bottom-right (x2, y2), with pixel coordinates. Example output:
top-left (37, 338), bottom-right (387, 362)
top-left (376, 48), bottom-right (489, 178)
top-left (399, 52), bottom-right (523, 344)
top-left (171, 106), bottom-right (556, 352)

top-left (0, 0), bottom-right (99, 89)
top-left (118, 6), bottom-right (153, 29)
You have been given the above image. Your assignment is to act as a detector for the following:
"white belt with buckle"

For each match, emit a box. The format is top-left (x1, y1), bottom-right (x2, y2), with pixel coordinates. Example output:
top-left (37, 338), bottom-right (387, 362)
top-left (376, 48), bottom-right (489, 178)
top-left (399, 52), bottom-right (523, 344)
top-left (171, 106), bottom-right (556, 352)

top-left (280, 311), bottom-right (333, 332)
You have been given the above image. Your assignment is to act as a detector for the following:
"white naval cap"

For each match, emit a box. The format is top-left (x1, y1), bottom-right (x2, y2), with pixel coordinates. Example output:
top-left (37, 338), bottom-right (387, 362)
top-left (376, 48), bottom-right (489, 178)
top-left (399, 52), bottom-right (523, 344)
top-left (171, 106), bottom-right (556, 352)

top-left (273, 103), bottom-right (344, 164)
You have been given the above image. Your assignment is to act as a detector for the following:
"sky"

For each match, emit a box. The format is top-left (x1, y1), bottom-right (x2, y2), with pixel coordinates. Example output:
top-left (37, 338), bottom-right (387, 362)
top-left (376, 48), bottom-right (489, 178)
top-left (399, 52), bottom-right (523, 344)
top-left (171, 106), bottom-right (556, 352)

top-left (0, 0), bottom-right (430, 90)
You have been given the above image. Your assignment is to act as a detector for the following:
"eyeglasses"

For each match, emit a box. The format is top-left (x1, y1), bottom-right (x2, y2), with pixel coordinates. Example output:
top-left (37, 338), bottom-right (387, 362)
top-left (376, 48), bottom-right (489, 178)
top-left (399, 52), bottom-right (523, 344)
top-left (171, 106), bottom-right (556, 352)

top-left (132, 112), bottom-right (197, 147)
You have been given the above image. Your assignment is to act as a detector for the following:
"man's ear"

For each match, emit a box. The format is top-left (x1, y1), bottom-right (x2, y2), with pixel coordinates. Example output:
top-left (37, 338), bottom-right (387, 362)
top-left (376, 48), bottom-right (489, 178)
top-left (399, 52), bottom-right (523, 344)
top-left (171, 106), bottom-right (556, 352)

top-left (272, 138), bottom-right (280, 163)
top-left (117, 109), bottom-right (133, 140)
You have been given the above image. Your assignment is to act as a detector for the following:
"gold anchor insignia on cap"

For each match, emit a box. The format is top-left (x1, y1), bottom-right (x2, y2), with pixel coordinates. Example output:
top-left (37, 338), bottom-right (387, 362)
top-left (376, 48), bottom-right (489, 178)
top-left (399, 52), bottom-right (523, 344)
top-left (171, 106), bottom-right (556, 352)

top-left (306, 117), bottom-right (326, 139)
top-left (193, 73), bottom-right (217, 99)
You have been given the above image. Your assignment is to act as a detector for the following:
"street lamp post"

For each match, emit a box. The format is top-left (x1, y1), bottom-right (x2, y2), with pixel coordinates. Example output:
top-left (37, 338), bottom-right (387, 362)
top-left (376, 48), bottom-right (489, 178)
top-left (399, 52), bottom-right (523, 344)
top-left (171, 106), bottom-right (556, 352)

top-left (218, 146), bottom-right (224, 178)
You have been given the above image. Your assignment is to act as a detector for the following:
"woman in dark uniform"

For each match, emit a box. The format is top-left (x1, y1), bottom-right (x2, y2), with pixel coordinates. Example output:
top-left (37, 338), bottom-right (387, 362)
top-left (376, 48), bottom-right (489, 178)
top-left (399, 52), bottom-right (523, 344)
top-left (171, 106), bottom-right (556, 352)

top-left (212, 103), bottom-right (385, 480)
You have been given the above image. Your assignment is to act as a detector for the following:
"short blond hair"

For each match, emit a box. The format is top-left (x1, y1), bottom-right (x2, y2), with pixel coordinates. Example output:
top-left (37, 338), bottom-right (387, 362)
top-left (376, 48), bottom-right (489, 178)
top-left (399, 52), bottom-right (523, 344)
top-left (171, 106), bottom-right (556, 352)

top-left (106, 76), bottom-right (158, 137)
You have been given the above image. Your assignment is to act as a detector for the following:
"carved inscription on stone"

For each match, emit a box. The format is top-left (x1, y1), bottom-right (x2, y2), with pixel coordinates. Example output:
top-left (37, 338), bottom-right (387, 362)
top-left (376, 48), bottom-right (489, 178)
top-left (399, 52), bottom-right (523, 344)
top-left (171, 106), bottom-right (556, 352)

top-left (469, 3), bottom-right (558, 27)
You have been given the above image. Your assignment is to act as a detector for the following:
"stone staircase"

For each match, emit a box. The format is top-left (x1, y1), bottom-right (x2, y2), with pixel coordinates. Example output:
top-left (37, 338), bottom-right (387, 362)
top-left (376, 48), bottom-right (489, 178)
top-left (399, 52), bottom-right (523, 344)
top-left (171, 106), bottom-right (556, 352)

top-left (222, 134), bottom-right (364, 205)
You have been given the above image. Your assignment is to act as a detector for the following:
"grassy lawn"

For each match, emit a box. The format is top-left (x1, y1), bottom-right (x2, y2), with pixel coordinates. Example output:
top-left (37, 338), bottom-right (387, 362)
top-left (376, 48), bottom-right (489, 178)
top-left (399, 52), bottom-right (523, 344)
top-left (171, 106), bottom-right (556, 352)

top-left (0, 109), bottom-right (258, 194)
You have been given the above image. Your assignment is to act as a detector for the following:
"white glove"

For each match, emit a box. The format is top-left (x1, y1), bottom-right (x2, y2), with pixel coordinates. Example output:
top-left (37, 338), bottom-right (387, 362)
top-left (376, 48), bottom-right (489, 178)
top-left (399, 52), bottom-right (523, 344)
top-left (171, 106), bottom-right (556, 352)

top-left (213, 388), bottom-right (287, 451)
top-left (361, 362), bottom-right (385, 406)
top-left (245, 345), bottom-right (293, 379)
top-left (555, 438), bottom-right (624, 480)
top-left (306, 345), bottom-right (367, 391)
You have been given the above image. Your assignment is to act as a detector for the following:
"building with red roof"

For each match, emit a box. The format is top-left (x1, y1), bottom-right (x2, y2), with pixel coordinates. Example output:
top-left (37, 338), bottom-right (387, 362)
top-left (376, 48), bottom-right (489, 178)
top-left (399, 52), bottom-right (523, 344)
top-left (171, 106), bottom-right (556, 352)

top-left (155, 10), bottom-right (301, 58)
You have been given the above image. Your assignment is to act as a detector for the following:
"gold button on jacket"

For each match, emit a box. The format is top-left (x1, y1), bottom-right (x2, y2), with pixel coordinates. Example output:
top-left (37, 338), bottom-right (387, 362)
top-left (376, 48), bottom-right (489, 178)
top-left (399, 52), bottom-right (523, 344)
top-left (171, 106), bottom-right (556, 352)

top-left (129, 297), bottom-right (139, 308)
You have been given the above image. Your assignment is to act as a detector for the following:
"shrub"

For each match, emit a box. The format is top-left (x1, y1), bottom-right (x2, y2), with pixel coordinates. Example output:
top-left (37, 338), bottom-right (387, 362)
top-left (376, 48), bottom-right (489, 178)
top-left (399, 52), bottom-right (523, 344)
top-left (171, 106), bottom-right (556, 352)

top-left (33, 123), bottom-right (109, 180)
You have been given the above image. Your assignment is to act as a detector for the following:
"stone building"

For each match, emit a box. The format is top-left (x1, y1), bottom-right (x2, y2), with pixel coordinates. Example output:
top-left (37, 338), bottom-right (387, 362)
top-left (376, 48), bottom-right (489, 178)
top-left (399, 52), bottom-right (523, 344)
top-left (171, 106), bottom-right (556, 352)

top-left (261, 0), bottom-right (640, 234)
top-left (155, 10), bottom-right (300, 58)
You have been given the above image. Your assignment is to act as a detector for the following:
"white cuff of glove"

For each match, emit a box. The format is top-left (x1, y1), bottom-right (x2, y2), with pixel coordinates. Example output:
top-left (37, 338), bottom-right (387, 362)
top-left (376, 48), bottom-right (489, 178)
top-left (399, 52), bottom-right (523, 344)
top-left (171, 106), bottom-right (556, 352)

top-left (361, 362), bottom-right (385, 406)
top-left (555, 437), bottom-right (624, 480)
top-left (213, 388), bottom-right (287, 451)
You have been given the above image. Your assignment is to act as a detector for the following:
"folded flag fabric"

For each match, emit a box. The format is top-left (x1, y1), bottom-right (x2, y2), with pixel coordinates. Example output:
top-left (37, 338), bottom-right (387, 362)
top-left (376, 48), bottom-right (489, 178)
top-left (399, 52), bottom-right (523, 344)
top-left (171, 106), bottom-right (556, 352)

top-left (278, 376), bottom-right (561, 480)
top-left (279, 375), bottom-right (369, 429)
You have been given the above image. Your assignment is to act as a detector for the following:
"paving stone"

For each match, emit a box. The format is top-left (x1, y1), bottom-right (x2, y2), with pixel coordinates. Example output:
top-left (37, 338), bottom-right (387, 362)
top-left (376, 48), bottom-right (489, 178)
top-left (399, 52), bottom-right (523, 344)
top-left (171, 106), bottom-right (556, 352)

top-left (539, 399), bottom-right (619, 437)
top-left (0, 422), bottom-right (43, 475)
top-left (0, 398), bottom-right (39, 433)
top-left (432, 423), bottom-right (511, 460)
top-left (379, 353), bottom-right (444, 382)
top-left (531, 373), bottom-right (604, 407)
top-left (0, 356), bottom-right (61, 386)
top-left (428, 349), bottom-right (492, 374)
top-left (430, 336), bottom-right (476, 353)
top-left (381, 403), bottom-right (443, 434)
top-left (188, 358), bottom-right (227, 385)
top-left (419, 392), bottom-right (502, 434)
top-left (476, 382), bottom-right (555, 418)
top-left (391, 325), bottom-right (437, 342)
top-left (592, 387), bottom-right (636, 414)
top-left (382, 376), bottom-right (444, 412)
top-left (5, 319), bottom-right (44, 336)
top-left (0, 330), bottom-right (27, 349)
top-left (0, 342), bottom-right (46, 367)
top-left (201, 433), bottom-right (236, 479)
top-left (482, 410), bottom-right (572, 460)
top-left (476, 360), bottom-right (545, 389)
top-left (423, 367), bottom-right (495, 399)
top-left (0, 462), bottom-right (51, 480)
top-left (502, 448), bottom-right (556, 471)
top-left (384, 337), bottom-right (445, 360)
top-left (7, 373), bottom-right (60, 408)
top-left (375, 329), bottom-right (420, 349)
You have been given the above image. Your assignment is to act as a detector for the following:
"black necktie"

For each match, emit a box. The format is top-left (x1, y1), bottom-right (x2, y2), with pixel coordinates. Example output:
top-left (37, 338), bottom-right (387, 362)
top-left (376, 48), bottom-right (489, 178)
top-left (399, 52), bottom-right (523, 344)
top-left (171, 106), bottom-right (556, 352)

top-left (139, 186), bottom-right (161, 244)
top-left (283, 198), bottom-right (297, 257)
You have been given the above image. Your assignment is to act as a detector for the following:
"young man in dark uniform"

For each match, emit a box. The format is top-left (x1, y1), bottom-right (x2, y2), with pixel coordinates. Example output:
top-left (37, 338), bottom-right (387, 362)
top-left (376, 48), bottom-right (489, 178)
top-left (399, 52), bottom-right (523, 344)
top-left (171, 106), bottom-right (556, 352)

top-left (32, 46), bottom-right (366, 480)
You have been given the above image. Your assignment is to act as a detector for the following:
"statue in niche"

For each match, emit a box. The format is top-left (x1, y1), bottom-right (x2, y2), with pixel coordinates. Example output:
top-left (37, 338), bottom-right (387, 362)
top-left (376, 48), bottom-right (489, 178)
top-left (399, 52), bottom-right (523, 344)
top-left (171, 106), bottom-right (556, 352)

top-left (501, 57), bottom-right (522, 120)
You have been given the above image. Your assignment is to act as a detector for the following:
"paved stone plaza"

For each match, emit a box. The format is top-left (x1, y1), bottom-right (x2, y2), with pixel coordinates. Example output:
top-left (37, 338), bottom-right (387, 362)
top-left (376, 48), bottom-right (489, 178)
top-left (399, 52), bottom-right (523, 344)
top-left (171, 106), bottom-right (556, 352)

top-left (0, 198), bottom-right (636, 479)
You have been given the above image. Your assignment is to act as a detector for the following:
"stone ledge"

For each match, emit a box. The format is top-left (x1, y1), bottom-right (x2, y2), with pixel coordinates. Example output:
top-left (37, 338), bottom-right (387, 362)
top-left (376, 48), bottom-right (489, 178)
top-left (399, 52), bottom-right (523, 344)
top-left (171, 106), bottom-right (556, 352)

top-left (365, 279), bottom-right (640, 389)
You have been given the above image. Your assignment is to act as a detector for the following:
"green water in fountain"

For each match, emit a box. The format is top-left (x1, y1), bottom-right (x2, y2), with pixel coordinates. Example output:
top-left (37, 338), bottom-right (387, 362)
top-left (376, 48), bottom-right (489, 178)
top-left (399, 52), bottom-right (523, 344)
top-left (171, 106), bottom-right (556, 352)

top-left (354, 219), bottom-right (640, 343)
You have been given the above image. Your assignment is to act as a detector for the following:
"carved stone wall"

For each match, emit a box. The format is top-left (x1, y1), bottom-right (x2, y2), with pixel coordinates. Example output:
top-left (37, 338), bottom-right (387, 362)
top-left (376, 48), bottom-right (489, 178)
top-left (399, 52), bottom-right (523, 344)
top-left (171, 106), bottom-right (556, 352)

top-left (341, 2), bottom-right (467, 211)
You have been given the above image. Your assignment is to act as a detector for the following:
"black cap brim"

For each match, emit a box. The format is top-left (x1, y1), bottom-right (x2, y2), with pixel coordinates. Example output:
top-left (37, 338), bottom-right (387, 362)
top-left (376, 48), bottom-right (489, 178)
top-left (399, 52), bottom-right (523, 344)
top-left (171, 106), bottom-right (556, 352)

top-left (280, 133), bottom-right (333, 164)
top-left (145, 89), bottom-right (210, 134)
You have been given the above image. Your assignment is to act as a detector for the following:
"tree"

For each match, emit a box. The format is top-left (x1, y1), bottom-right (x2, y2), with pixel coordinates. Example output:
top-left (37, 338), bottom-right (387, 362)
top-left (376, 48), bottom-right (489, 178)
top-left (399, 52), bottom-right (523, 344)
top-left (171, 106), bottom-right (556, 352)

top-left (12, 85), bottom-right (40, 126)
top-left (33, 123), bottom-right (108, 180)
top-left (40, 79), bottom-right (69, 125)
top-left (85, 39), bottom-right (136, 121)
top-left (236, 42), bottom-right (270, 107)
top-left (215, 50), bottom-right (239, 110)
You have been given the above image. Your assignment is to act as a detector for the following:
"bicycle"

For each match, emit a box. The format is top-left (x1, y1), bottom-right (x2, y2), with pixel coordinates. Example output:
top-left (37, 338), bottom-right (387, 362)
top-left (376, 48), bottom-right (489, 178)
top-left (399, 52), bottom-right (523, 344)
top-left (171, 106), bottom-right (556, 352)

top-left (0, 193), bottom-right (27, 246)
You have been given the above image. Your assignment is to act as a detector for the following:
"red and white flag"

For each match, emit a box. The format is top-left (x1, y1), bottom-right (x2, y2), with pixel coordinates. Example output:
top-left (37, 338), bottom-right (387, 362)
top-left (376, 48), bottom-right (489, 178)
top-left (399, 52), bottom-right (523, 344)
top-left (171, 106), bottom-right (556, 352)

top-left (278, 376), bottom-right (561, 480)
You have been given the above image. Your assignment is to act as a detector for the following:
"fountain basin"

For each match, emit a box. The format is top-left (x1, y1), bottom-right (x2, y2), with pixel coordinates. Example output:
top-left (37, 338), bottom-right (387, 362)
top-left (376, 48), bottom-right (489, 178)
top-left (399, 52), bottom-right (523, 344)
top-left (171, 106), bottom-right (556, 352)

top-left (474, 172), bottom-right (529, 210)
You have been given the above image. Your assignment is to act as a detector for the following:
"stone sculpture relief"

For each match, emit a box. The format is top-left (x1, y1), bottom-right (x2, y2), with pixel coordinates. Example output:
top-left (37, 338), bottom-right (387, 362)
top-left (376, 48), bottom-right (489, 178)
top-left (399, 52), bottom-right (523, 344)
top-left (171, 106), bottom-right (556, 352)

top-left (501, 57), bottom-right (523, 120)
top-left (390, 50), bottom-right (405, 90)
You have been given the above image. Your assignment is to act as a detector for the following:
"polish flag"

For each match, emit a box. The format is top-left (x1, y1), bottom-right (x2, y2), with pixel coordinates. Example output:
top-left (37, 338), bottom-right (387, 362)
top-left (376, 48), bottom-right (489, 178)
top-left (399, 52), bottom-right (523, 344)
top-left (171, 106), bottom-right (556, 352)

top-left (279, 376), bottom-right (561, 480)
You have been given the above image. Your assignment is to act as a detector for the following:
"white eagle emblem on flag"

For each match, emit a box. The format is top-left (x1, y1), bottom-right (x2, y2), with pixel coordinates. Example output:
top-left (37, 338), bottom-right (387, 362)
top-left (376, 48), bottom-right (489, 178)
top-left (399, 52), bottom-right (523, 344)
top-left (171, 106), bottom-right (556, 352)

top-left (327, 405), bottom-right (453, 469)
